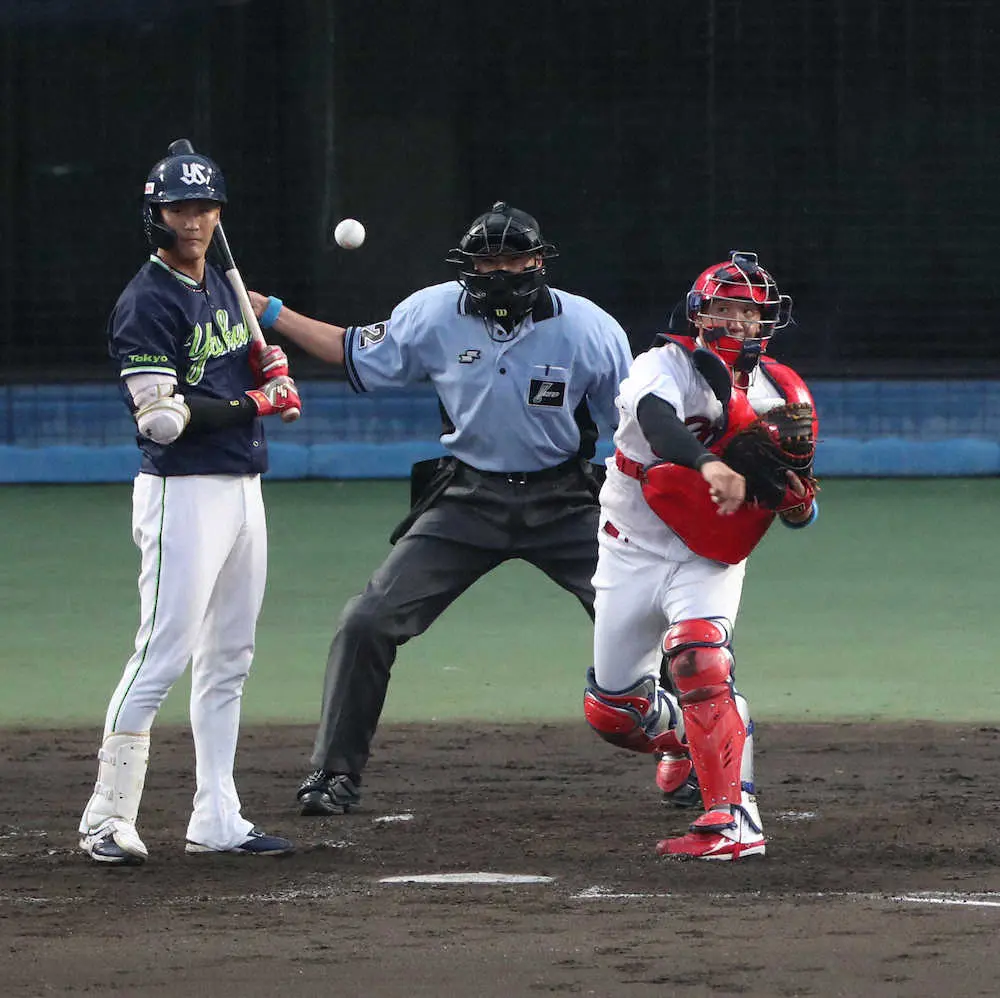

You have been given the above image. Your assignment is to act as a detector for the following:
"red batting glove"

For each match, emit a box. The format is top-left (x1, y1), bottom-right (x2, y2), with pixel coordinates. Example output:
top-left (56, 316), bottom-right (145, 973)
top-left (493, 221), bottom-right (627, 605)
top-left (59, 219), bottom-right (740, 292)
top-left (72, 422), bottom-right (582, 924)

top-left (248, 340), bottom-right (290, 386)
top-left (246, 375), bottom-right (301, 423)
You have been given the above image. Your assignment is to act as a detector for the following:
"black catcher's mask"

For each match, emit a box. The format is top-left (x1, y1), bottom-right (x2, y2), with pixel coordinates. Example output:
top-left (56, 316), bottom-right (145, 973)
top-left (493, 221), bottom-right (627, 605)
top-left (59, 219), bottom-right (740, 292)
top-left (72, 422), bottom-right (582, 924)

top-left (446, 201), bottom-right (559, 325)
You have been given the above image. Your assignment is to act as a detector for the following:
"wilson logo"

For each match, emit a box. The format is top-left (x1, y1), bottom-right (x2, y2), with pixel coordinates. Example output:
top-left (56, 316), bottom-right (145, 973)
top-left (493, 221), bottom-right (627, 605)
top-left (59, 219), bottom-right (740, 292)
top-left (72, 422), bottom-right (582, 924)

top-left (458, 349), bottom-right (481, 364)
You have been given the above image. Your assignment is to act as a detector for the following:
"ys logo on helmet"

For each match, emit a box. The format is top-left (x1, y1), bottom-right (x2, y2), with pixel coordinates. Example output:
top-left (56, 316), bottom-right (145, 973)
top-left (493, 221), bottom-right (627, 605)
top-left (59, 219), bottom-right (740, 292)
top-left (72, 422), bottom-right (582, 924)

top-left (181, 161), bottom-right (211, 187)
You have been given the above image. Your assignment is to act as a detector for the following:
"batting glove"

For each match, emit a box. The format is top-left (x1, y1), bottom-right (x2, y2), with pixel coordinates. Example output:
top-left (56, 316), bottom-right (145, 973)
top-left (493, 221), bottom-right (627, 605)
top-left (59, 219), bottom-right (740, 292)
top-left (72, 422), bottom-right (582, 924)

top-left (246, 375), bottom-right (301, 422)
top-left (249, 340), bottom-right (290, 385)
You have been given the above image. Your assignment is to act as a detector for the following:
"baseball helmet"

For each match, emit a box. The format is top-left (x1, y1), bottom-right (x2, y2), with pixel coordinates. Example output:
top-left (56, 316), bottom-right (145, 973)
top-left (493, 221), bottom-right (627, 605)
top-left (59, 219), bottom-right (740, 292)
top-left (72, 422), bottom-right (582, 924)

top-left (446, 201), bottom-right (559, 323)
top-left (686, 251), bottom-right (792, 375)
top-left (142, 153), bottom-right (227, 250)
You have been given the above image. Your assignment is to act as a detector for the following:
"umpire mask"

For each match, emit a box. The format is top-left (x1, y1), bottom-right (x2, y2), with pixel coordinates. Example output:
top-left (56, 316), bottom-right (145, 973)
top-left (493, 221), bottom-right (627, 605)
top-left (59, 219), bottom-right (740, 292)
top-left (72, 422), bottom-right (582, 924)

top-left (446, 201), bottom-right (559, 326)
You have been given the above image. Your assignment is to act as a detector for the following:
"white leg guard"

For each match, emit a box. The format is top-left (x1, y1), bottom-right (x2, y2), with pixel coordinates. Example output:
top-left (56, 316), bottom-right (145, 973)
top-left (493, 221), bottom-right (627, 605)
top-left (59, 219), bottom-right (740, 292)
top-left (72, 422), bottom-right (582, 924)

top-left (732, 691), bottom-right (763, 831)
top-left (79, 732), bottom-right (150, 863)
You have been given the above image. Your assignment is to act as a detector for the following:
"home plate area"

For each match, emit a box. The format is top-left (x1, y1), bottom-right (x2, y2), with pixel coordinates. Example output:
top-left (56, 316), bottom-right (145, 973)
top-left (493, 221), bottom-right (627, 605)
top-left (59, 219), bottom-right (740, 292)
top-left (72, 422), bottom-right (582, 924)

top-left (3, 720), bottom-right (1000, 997)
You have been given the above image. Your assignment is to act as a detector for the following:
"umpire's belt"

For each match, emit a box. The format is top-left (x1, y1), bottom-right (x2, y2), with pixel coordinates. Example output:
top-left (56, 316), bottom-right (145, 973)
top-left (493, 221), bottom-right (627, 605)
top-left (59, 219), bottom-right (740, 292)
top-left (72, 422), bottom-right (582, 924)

top-left (458, 457), bottom-right (580, 486)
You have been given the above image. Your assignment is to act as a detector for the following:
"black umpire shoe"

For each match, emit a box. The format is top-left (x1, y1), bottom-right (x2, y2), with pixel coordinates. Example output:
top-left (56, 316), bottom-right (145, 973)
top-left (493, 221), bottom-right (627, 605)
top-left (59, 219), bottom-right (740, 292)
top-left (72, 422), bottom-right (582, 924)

top-left (297, 770), bottom-right (362, 816)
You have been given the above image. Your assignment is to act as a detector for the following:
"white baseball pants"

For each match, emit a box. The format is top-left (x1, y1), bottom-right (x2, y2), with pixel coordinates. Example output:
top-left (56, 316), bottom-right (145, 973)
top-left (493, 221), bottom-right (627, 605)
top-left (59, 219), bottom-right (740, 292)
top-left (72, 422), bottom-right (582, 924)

top-left (101, 472), bottom-right (267, 849)
top-left (591, 521), bottom-right (747, 691)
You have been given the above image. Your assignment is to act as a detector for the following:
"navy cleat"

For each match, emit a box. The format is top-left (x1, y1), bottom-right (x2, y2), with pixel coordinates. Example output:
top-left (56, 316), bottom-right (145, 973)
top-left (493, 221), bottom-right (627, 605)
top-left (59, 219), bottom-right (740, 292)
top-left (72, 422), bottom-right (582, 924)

top-left (79, 819), bottom-right (148, 865)
top-left (185, 827), bottom-right (294, 856)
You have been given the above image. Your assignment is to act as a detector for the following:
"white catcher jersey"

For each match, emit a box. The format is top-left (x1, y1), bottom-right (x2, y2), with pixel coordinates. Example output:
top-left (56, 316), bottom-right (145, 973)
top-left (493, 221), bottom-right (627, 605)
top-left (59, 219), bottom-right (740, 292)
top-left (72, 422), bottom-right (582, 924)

top-left (600, 339), bottom-right (790, 555)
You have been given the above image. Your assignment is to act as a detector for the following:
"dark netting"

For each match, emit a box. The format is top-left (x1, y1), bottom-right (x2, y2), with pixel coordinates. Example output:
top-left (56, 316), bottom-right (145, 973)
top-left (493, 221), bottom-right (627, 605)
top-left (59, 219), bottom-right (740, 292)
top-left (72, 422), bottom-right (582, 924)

top-left (1, 0), bottom-right (997, 382)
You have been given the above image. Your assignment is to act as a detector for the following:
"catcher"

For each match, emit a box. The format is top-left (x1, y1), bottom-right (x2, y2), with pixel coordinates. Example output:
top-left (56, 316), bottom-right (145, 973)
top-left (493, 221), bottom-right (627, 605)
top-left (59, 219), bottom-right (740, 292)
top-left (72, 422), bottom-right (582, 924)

top-left (582, 250), bottom-right (818, 861)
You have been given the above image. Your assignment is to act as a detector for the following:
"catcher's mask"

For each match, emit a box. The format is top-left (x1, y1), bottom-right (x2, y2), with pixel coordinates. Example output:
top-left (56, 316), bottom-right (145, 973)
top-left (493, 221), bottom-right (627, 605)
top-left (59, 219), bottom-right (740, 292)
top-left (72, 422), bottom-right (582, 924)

top-left (143, 153), bottom-right (227, 250)
top-left (687, 251), bottom-right (792, 377)
top-left (446, 201), bottom-right (558, 324)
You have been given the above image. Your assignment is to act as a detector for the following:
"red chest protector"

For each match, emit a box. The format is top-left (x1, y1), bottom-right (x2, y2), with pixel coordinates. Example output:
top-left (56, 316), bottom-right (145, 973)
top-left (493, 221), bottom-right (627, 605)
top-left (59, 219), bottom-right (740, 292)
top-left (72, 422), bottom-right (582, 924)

top-left (624, 342), bottom-right (812, 564)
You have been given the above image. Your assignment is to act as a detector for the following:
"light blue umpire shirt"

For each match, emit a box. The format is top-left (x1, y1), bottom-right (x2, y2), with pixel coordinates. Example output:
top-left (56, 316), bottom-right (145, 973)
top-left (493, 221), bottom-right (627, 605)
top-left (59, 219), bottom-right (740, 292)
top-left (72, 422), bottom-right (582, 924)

top-left (342, 282), bottom-right (634, 472)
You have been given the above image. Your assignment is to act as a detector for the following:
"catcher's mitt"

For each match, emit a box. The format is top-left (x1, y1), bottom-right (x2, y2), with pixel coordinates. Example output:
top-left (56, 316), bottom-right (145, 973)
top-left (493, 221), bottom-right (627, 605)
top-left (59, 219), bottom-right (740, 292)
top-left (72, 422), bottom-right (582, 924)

top-left (722, 402), bottom-right (818, 511)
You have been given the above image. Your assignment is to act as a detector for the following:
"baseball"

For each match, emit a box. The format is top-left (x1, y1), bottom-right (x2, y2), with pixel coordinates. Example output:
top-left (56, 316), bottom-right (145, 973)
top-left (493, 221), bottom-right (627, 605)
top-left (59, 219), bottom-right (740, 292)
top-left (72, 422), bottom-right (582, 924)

top-left (334, 218), bottom-right (366, 250)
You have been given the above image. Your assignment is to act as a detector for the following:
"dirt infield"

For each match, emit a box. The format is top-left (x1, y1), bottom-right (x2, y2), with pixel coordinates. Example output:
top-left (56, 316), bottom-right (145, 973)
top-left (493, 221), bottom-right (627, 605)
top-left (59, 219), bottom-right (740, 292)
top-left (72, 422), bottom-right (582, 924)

top-left (3, 720), bottom-right (1000, 997)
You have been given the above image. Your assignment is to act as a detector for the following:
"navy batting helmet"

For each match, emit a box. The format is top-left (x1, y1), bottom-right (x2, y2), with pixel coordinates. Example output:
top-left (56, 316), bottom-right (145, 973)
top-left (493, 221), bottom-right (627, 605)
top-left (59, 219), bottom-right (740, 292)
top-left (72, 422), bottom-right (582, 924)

top-left (446, 202), bottom-right (558, 323)
top-left (143, 153), bottom-right (227, 250)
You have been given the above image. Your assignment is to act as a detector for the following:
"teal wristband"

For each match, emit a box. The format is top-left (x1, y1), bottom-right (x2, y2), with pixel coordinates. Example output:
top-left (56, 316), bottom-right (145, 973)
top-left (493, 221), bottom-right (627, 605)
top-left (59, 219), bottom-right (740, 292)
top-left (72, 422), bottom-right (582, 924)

top-left (781, 498), bottom-right (818, 529)
top-left (259, 296), bottom-right (283, 329)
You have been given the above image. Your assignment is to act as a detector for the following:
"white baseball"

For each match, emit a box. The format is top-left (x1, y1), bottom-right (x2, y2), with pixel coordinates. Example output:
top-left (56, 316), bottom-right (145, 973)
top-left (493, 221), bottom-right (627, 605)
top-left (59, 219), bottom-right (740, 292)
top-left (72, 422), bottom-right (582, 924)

top-left (334, 218), bottom-right (366, 249)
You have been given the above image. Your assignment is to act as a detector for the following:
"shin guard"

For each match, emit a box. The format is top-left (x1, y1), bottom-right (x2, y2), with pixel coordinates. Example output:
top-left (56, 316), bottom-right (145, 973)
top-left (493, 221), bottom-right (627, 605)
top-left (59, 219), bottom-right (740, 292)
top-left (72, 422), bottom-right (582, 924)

top-left (655, 752), bottom-right (695, 796)
top-left (584, 668), bottom-right (686, 755)
top-left (664, 618), bottom-right (748, 811)
top-left (79, 731), bottom-right (150, 834)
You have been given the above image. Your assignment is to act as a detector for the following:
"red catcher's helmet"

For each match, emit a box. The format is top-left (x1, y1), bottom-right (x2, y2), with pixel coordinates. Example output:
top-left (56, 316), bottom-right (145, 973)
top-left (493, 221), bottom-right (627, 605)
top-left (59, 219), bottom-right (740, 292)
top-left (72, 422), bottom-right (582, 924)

top-left (686, 251), bottom-right (792, 376)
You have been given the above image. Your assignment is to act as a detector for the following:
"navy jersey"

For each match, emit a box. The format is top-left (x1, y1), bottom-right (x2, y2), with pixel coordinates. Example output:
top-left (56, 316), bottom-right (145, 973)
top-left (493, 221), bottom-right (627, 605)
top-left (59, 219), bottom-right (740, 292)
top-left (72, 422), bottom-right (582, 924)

top-left (343, 282), bottom-right (633, 472)
top-left (109, 255), bottom-right (267, 476)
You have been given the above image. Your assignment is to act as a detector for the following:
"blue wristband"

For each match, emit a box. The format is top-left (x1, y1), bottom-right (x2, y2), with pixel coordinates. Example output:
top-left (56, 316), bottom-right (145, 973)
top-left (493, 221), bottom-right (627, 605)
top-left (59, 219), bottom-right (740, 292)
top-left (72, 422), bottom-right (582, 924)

top-left (781, 498), bottom-right (818, 529)
top-left (259, 296), bottom-right (283, 329)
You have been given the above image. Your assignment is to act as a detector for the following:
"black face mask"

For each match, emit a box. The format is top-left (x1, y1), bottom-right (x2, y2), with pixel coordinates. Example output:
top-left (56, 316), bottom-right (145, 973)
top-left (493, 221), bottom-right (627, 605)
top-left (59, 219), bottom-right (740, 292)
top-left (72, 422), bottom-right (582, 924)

top-left (461, 266), bottom-right (545, 327)
top-left (734, 338), bottom-right (763, 373)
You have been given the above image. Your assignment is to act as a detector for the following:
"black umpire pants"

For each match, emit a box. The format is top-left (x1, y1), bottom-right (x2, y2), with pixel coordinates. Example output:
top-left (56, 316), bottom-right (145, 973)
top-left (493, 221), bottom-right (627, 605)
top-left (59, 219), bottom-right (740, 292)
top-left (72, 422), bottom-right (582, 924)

top-left (310, 461), bottom-right (600, 776)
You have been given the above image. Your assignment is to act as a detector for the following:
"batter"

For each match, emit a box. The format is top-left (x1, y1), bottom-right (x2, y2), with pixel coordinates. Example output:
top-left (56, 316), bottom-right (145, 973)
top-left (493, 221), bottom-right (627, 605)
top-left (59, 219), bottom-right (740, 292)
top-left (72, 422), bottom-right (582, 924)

top-left (77, 150), bottom-right (301, 864)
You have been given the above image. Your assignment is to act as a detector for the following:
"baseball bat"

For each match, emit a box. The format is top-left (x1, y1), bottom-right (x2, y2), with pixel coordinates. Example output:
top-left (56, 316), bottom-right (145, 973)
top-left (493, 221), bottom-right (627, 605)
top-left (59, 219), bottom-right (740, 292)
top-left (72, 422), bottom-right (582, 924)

top-left (166, 138), bottom-right (300, 422)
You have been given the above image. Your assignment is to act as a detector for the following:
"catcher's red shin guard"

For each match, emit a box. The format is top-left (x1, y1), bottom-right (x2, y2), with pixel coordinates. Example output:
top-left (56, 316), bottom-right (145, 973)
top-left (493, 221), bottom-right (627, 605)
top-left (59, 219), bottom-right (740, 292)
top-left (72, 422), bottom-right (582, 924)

top-left (655, 751), bottom-right (694, 795)
top-left (583, 668), bottom-right (686, 755)
top-left (663, 618), bottom-right (747, 811)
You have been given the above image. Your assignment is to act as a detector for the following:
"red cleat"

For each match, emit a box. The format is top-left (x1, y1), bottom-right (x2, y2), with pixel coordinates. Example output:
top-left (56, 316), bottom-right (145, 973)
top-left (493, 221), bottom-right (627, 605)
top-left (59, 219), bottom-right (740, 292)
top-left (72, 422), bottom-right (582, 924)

top-left (656, 804), bottom-right (766, 861)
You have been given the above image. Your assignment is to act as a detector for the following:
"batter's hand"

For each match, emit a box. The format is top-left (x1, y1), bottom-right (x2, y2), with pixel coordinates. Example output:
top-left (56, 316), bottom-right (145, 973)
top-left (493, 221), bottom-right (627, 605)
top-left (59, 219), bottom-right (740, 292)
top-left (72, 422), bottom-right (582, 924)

top-left (249, 340), bottom-right (289, 385)
top-left (701, 458), bottom-right (746, 515)
top-left (246, 375), bottom-right (302, 422)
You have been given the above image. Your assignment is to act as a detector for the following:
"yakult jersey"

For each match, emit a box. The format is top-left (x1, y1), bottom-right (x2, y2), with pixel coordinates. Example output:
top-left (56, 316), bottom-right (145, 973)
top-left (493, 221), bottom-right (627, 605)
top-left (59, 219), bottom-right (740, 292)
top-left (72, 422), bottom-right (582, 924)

top-left (109, 256), bottom-right (267, 476)
top-left (342, 282), bottom-right (634, 472)
top-left (601, 338), bottom-right (794, 554)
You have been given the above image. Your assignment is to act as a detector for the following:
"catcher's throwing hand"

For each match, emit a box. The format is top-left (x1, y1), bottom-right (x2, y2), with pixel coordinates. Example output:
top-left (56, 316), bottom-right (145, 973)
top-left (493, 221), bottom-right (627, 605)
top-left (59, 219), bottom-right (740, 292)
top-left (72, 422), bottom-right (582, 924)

top-left (701, 458), bottom-right (746, 516)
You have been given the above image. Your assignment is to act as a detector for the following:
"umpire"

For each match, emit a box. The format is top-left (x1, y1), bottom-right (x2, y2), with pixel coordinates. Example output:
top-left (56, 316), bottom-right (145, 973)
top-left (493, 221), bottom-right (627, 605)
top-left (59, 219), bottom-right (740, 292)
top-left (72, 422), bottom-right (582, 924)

top-left (249, 202), bottom-right (634, 815)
